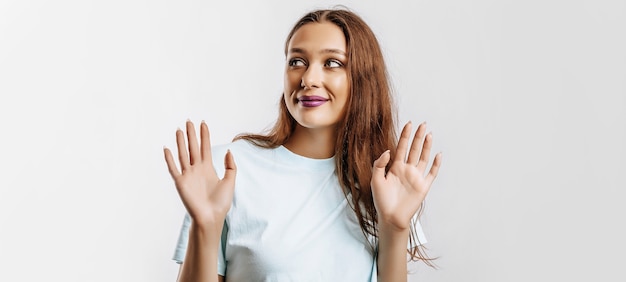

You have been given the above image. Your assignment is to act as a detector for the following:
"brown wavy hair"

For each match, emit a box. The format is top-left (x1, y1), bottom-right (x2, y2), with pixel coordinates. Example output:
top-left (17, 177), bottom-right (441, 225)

top-left (235, 8), bottom-right (433, 266)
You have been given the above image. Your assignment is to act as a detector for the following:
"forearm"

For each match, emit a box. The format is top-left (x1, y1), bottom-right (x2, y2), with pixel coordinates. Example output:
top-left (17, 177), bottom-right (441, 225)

top-left (178, 221), bottom-right (222, 282)
top-left (377, 222), bottom-right (410, 282)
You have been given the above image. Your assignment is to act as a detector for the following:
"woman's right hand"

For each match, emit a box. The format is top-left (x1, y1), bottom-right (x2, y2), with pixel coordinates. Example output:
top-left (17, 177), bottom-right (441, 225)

top-left (163, 120), bottom-right (237, 226)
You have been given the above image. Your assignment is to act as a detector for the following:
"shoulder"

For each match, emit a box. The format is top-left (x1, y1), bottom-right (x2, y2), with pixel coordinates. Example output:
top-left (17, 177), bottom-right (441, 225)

top-left (211, 139), bottom-right (271, 156)
top-left (210, 139), bottom-right (277, 169)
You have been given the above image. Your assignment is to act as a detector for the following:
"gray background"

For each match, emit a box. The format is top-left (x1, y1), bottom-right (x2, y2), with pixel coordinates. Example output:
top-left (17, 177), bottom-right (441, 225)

top-left (1, 0), bottom-right (624, 281)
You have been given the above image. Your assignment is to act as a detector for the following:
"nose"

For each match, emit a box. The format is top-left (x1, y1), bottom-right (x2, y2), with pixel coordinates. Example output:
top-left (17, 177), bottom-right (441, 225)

top-left (301, 64), bottom-right (322, 89)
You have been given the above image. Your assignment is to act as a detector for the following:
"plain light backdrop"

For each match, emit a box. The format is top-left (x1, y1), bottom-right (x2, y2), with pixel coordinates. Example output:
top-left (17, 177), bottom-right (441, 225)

top-left (1, 0), bottom-right (624, 281)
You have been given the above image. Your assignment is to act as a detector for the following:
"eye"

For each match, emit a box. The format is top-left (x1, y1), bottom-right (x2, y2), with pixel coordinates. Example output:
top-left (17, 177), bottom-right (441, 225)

top-left (325, 59), bottom-right (343, 68)
top-left (288, 58), bottom-right (306, 67)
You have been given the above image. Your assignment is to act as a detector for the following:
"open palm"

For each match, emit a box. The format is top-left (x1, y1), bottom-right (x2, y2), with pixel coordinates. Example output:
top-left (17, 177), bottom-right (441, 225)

top-left (163, 120), bottom-right (237, 226)
top-left (371, 122), bottom-right (442, 230)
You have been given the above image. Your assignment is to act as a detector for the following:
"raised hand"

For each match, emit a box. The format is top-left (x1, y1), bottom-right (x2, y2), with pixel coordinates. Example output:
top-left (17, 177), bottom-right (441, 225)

top-left (371, 122), bottom-right (442, 231)
top-left (163, 120), bottom-right (237, 226)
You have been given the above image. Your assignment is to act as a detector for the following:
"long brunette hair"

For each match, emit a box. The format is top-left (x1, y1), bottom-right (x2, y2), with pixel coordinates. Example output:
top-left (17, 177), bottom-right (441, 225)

top-left (235, 8), bottom-right (433, 265)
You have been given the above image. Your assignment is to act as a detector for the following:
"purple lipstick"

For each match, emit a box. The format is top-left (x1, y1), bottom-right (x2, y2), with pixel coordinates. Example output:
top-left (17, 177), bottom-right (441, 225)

top-left (298, 95), bottom-right (328, 107)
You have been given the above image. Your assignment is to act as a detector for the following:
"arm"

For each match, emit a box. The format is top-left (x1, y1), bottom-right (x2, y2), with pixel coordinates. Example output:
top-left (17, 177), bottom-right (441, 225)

top-left (177, 265), bottom-right (225, 282)
top-left (371, 122), bottom-right (442, 281)
top-left (164, 120), bottom-right (237, 282)
top-left (377, 223), bottom-right (411, 281)
top-left (177, 222), bottom-right (223, 282)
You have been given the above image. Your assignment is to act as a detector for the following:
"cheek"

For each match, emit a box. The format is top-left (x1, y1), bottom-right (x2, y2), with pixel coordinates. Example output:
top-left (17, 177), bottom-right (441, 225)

top-left (284, 71), bottom-right (300, 93)
top-left (336, 75), bottom-right (350, 111)
top-left (329, 74), bottom-right (350, 98)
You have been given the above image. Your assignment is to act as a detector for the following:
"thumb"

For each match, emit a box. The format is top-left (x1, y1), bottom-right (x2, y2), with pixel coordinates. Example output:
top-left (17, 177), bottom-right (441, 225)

top-left (372, 150), bottom-right (390, 180)
top-left (222, 149), bottom-right (237, 183)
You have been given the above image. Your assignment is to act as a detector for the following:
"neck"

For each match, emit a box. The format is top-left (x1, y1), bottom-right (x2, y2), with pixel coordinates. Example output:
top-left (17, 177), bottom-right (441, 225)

top-left (283, 124), bottom-right (336, 159)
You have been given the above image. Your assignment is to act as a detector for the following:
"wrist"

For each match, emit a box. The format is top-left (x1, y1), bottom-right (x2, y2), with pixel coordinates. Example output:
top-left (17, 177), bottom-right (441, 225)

top-left (190, 219), bottom-right (224, 236)
top-left (377, 214), bottom-right (410, 233)
top-left (378, 221), bottom-right (409, 236)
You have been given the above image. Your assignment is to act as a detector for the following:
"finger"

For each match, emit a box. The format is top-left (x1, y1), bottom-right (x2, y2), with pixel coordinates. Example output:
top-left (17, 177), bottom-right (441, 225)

top-left (176, 128), bottom-right (190, 171)
top-left (417, 133), bottom-right (433, 172)
top-left (186, 120), bottom-right (200, 165)
top-left (394, 122), bottom-right (412, 164)
top-left (406, 122), bottom-right (427, 165)
top-left (425, 152), bottom-right (443, 185)
top-left (222, 150), bottom-right (237, 185)
top-left (163, 146), bottom-right (181, 178)
top-left (372, 150), bottom-right (391, 180)
top-left (200, 120), bottom-right (213, 162)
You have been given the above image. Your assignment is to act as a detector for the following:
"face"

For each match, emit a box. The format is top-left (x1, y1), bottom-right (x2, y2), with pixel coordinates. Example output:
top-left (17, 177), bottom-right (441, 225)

top-left (284, 22), bottom-right (349, 131)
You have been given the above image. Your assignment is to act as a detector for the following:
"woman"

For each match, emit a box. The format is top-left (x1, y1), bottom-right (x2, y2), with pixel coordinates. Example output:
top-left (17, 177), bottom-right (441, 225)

top-left (164, 8), bottom-right (442, 282)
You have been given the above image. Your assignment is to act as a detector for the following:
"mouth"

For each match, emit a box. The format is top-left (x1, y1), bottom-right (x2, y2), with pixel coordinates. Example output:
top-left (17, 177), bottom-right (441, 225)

top-left (298, 95), bottom-right (329, 107)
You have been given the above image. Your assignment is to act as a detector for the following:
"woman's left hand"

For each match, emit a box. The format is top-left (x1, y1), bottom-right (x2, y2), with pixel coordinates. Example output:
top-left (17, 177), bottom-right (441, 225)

top-left (371, 121), bottom-right (442, 231)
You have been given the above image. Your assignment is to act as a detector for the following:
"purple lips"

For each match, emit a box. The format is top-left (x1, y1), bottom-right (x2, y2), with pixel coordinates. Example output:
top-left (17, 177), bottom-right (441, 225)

top-left (298, 95), bottom-right (328, 107)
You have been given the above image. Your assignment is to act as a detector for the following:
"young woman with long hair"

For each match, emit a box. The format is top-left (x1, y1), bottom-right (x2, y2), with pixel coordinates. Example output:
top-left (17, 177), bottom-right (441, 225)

top-left (164, 8), bottom-right (442, 282)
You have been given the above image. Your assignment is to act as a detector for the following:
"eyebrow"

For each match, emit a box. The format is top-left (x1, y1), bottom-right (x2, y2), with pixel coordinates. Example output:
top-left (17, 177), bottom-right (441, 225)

top-left (289, 47), bottom-right (347, 56)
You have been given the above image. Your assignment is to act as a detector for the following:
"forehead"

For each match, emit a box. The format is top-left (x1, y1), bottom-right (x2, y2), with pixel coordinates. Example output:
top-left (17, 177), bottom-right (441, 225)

top-left (288, 22), bottom-right (347, 52)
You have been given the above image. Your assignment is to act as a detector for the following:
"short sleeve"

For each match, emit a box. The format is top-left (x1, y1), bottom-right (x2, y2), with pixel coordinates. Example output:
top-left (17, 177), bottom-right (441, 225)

top-left (172, 213), bottom-right (228, 276)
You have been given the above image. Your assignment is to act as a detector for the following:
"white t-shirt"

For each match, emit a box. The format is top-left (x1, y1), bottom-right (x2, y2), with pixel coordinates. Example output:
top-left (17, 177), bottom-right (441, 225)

top-left (173, 140), bottom-right (426, 281)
